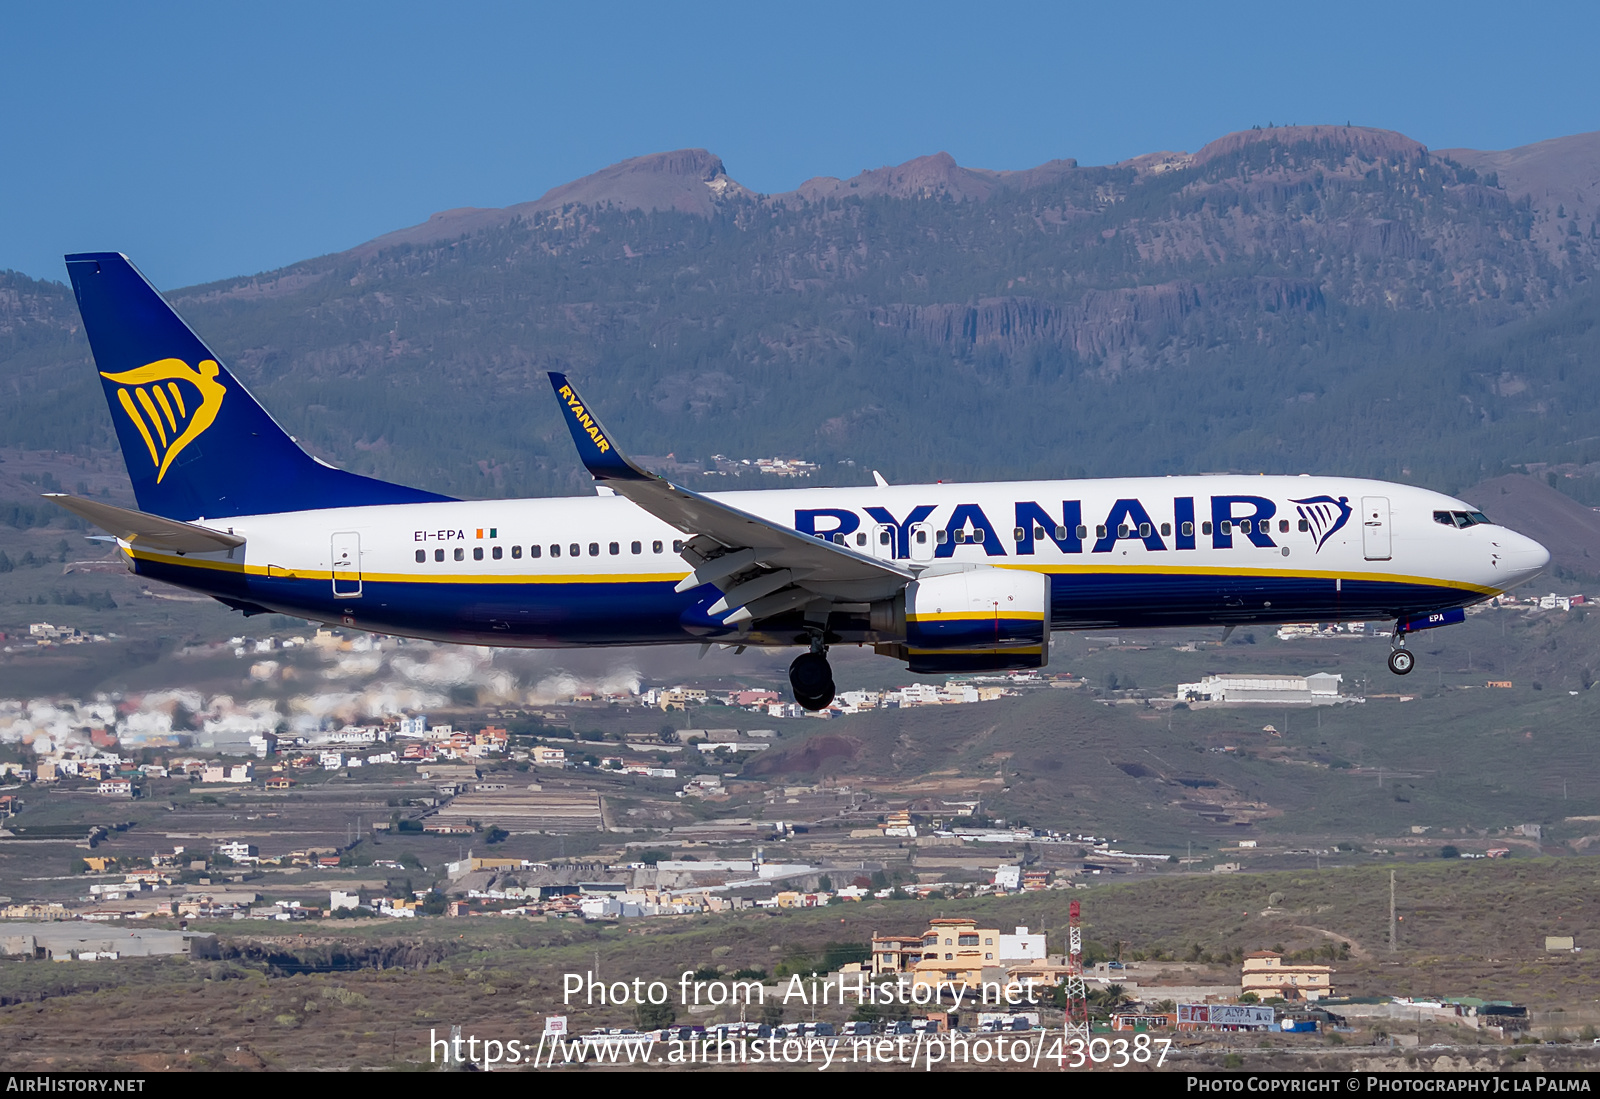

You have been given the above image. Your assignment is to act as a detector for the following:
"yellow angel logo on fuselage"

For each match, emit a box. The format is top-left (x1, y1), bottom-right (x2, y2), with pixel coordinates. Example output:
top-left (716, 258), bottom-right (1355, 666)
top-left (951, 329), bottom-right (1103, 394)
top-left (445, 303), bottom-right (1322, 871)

top-left (100, 358), bottom-right (227, 483)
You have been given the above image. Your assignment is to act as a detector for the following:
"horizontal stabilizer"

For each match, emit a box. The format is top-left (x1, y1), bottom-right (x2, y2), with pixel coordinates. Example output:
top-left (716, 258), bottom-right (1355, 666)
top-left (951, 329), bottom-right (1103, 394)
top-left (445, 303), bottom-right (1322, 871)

top-left (44, 494), bottom-right (245, 554)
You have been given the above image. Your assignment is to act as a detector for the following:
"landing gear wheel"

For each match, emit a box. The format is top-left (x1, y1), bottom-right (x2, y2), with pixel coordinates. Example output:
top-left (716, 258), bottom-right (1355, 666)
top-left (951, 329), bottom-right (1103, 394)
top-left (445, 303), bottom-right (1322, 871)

top-left (1387, 648), bottom-right (1415, 676)
top-left (789, 651), bottom-right (835, 711)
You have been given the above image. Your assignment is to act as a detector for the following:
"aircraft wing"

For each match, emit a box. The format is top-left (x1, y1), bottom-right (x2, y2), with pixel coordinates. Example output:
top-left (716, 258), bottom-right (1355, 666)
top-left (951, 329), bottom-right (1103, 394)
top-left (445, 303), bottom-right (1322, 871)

top-left (44, 494), bottom-right (245, 554)
top-left (548, 373), bottom-right (911, 625)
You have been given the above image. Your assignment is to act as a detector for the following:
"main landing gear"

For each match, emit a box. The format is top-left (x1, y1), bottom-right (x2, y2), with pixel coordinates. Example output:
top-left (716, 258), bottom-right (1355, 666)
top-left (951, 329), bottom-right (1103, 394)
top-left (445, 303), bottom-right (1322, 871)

top-left (1387, 628), bottom-right (1415, 676)
top-left (789, 636), bottom-right (835, 711)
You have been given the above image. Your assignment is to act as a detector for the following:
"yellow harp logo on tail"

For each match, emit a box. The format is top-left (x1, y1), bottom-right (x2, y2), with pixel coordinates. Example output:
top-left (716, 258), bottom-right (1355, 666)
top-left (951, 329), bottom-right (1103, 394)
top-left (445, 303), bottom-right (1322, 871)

top-left (100, 358), bottom-right (227, 483)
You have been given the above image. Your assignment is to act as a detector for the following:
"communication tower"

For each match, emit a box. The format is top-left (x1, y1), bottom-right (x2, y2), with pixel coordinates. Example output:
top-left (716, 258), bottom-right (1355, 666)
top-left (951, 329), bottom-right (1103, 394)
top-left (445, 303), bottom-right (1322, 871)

top-left (1061, 899), bottom-right (1090, 1054)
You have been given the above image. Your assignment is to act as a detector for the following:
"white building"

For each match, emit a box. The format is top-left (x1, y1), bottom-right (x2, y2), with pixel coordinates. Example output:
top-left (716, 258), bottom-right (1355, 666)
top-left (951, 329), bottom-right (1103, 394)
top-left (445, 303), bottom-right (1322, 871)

top-left (998, 926), bottom-right (1046, 961)
top-left (993, 865), bottom-right (1022, 891)
top-left (894, 684), bottom-right (943, 706)
top-left (1178, 672), bottom-right (1346, 705)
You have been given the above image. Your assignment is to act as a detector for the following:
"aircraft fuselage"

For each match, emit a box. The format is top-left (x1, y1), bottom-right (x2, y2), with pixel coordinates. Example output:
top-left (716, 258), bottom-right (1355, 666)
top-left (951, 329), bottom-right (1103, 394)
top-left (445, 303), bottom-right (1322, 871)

top-left (125, 474), bottom-right (1548, 649)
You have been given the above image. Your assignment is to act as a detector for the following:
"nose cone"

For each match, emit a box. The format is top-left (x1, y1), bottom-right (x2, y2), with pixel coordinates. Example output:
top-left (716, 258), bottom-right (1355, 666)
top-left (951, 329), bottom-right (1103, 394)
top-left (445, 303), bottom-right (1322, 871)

top-left (1499, 529), bottom-right (1550, 588)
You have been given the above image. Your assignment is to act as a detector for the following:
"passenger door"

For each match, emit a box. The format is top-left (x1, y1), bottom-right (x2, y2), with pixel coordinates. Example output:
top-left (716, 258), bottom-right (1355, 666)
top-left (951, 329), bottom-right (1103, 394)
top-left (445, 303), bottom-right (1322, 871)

top-left (331, 532), bottom-right (363, 597)
top-left (1360, 497), bottom-right (1391, 561)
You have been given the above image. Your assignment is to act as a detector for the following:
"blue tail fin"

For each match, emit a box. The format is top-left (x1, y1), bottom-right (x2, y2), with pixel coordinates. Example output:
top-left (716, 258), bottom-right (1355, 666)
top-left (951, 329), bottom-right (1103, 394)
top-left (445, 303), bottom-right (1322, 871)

top-left (65, 252), bottom-right (453, 519)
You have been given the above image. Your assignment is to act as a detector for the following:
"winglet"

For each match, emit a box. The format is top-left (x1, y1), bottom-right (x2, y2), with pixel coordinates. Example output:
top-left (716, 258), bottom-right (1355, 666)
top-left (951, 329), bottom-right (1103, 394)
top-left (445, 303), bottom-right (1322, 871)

top-left (547, 373), bottom-right (653, 482)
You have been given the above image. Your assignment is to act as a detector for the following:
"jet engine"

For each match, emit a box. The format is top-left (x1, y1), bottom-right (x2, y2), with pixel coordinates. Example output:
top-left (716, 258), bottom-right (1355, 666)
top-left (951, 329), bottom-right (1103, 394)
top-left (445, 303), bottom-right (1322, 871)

top-left (871, 567), bottom-right (1050, 673)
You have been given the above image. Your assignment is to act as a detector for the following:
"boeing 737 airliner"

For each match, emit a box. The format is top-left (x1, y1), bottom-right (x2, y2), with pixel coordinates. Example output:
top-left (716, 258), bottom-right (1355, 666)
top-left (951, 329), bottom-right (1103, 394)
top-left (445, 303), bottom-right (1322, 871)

top-left (49, 253), bottom-right (1549, 709)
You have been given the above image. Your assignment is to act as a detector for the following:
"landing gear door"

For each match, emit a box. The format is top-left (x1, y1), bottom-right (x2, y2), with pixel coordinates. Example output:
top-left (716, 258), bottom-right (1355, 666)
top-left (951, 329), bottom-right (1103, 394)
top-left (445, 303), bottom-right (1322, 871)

top-left (871, 523), bottom-right (897, 562)
top-left (1361, 497), bottom-right (1391, 561)
top-left (908, 522), bottom-right (935, 563)
top-left (331, 532), bottom-right (363, 597)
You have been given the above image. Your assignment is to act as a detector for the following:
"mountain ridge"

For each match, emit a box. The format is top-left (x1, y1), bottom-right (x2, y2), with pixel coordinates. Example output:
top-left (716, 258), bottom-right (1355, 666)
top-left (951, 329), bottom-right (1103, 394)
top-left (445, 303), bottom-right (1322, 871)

top-left (324, 124), bottom-right (1596, 265)
top-left (5, 123), bottom-right (1600, 507)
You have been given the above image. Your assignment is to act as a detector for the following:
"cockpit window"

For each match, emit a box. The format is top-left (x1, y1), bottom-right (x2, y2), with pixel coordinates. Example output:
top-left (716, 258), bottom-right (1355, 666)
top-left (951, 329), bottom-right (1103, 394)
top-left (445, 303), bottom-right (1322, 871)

top-left (1433, 510), bottom-right (1492, 529)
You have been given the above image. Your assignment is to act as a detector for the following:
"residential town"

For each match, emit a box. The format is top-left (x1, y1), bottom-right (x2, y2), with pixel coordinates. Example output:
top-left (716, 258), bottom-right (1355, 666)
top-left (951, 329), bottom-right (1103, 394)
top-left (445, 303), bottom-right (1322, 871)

top-left (0, 593), bottom-right (1591, 1060)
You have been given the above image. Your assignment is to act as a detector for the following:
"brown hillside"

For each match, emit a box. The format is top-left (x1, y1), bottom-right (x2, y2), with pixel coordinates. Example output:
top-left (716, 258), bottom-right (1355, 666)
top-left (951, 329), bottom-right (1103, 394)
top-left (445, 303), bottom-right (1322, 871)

top-left (356, 149), bottom-right (743, 255)
top-left (1191, 124), bottom-right (1427, 167)
top-left (1463, 473), bottom-right (1600, 583)
top-left (1439, 131), bottom-right (1600, 261)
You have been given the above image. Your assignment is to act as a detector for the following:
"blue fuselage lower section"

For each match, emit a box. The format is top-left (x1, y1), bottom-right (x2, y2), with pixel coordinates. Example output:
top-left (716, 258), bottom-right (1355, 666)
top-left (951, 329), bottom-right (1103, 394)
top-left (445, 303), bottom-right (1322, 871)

top-left (131, 554), bottom-right (1481, 648)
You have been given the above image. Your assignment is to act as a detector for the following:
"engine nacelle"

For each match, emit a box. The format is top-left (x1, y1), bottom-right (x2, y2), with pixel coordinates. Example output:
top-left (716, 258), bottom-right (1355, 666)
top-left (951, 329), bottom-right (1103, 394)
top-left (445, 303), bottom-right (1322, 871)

top-left (887, 568), bottom-right (1050, 673)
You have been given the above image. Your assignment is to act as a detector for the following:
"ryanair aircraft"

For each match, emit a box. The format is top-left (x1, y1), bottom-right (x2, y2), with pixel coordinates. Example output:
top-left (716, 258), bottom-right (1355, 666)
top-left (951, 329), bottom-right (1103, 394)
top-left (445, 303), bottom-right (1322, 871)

top-left (52, 253), bottom-right (1550, 709)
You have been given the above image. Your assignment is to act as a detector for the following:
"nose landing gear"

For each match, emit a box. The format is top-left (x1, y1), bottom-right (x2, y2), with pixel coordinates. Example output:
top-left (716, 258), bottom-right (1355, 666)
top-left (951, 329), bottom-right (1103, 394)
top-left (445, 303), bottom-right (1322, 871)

top-left (789, 636), bottom-right (835, 710)
top-left (1388, 622), bottom-right (1414, 676)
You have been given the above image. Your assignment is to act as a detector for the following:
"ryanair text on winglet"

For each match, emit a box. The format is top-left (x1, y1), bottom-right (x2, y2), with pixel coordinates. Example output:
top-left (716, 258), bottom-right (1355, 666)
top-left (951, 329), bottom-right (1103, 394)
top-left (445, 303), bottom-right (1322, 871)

top-left (559, 385), bottom-right (612, 455)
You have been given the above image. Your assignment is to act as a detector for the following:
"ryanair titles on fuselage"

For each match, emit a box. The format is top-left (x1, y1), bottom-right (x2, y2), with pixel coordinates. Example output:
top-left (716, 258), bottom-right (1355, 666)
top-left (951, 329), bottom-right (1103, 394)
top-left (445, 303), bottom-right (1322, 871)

top-left (791, 490), bottom-right (1352, 558)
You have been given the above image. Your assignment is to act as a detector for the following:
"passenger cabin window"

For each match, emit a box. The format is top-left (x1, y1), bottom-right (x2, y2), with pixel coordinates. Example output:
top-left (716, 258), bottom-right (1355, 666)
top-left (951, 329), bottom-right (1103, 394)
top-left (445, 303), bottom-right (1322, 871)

top-left (916, 529), bottom-right (928, 544)
top-left (1238, 520), bottom-right (1250, 535)
top-left (1201, 521), bottom-right (1212, 535)
top-left (954, 530), bottom-right (967, 543)
top-left (855, 532), bottom-right (867, 546)
top-left (653, 540), bottom-right (663, 553)
top-left (609, 542), bottom-right (619, 555)
top-left (570, 543), bottom-right (580, 557)
top-left (1160, 523), bottom-right (1171, 537)
top-left (1279, 519), bottom-right (1290, 533)
top-left (936, 529), bottom-right (948, 544)
top-left (1220, 521), bottom-right (1233, 535)
top-left (1138, 523), bottom-right (1151, 538)
top-left (530, 545), bottom-right (541, 558)
top-left (1096, 525), bottom-right (1107, 539)
top-left (415, 550), bottom-right (425, 563)
top-left (833, 533), bottom-right (846, 544)
top-left (434, 548), bottom-right (444, 562)
top-left (1054, 525), bottom-right (1066, 540)
top-left (631, 541), bottom-right (642, 554)
top-left (1298, 519), bottom-right (1310, 532)
top-left (550, 544), bottom-right (561, 557)
top-left (673, 540), bottom-right (684, 553)
top-left (512, 545), bottom-right (522, 559)
top-left (1182, 521), bottom-right (1194, 537)
top-left (1076, 525), bottom-right (1088, 539)
top-left (589, 543), bottom-right (600, 556)
top-left (1117, 525), bottom-right (1130, 539)
top-left (879, 529), bottom-right (891, 546)
top-left (493, 546), bottom-right (503, 560)
top-left (473, 546), bottom-right (484, 561)
top-left (454, 548), bottom-right (464, 562)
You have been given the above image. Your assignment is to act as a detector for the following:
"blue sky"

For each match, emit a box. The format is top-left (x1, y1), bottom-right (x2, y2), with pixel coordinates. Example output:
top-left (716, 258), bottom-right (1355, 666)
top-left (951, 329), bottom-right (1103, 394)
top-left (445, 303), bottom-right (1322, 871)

top-left (3, 1), bottom-right (1595, 289)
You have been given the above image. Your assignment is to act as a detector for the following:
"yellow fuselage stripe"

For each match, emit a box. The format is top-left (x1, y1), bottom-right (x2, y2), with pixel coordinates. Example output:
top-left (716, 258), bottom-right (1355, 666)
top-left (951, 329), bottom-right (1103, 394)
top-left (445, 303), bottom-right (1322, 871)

top-left (125, 548), bottom-right (1501, 597)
